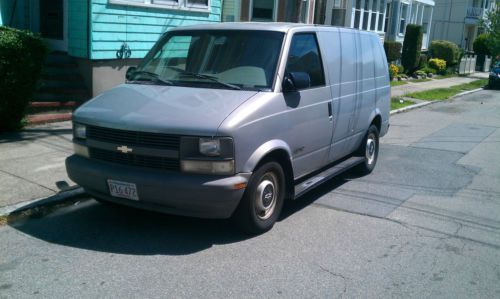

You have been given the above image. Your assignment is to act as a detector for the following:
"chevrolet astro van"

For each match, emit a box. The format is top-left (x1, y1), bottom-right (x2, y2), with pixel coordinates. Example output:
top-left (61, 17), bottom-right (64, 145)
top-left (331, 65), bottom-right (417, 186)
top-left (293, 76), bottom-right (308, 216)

top-left (66, 23), bottom-right (390, 234)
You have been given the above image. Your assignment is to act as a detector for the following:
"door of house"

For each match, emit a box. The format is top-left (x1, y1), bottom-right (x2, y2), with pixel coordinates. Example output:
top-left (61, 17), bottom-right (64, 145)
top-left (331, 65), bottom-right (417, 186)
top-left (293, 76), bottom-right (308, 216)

top-left (40, 0), bottom-right (68, 52)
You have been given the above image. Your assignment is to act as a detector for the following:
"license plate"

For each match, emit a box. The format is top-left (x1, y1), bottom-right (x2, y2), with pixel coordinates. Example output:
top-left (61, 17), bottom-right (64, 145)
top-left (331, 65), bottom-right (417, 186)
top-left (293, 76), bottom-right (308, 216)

top-left (107, 179), bottom-right (139, 201)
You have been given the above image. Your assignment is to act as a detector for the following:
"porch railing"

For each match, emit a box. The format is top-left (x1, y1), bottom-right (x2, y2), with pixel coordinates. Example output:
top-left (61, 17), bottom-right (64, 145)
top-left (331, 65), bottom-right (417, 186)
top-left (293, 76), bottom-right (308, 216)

top-left (466, 7), bottom-right (484, 18)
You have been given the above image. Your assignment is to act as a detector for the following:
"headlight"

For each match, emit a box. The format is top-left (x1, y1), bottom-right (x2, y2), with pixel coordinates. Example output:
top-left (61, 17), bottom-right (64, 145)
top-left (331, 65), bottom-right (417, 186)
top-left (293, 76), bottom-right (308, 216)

top-left (199, 138), bottom-right (221, 156)
top-left (180, 136), bottom-right (235, 175)
top-left (73, 123), bottom-right (86, 139)
top-left (181, 160), bottom-right (234, 175)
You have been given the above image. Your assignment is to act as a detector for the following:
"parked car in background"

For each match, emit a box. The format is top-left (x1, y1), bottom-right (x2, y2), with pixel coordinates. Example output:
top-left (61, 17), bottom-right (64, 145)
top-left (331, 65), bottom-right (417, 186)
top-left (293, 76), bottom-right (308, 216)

top-left (66, 23), bottom-right (390, 234)
top-left (489, 61), bottom-right (500, 89)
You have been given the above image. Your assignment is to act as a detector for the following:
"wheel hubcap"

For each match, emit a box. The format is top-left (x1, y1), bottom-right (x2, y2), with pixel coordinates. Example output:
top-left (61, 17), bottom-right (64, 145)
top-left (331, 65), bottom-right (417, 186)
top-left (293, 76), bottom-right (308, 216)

top-left (254, 173), bottom-right (278, 220)
top-left (366, 134), bottom-right (376, 165)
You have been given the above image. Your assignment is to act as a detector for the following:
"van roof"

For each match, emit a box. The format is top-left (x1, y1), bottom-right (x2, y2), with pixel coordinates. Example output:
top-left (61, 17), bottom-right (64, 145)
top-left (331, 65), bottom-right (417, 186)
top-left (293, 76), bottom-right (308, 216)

top-left (169, 22), bottom-right (366, 34)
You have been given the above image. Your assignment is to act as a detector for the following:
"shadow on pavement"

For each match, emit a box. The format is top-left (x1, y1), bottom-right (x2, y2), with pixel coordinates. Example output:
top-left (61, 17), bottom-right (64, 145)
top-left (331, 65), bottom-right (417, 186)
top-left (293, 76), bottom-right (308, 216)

top-left (8, 173), bottom-right (352, 256)
top-left (0, 128), bottom-right (72, 143)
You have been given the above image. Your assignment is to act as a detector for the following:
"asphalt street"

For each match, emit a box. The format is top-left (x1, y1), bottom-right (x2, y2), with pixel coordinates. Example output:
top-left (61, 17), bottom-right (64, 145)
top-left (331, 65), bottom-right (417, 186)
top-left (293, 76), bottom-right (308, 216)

top-left (1, 89), bottom-right (500, 298)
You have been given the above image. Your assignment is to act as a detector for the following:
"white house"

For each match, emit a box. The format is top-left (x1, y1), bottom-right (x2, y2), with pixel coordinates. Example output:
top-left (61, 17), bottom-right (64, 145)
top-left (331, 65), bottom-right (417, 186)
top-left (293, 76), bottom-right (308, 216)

top-left (431, 0), bottom-right (498, 51)
top-left (221, 0), bottom-right (435, 48)
top-left (385, 0), bottom-right (435, 49)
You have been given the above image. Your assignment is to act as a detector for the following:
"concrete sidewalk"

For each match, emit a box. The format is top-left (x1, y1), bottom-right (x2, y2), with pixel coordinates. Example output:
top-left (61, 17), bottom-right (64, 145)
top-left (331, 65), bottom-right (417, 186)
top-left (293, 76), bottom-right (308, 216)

top-left (0, 121), bottom-right (75, 209)
top-left (0, 72), bottom-right (490, 214)
top-left (391, 73), bottom-right (489, 97)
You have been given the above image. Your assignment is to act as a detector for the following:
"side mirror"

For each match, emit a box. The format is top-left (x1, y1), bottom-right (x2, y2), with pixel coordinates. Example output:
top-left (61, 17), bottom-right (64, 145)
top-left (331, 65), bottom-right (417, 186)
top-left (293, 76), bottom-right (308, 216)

top-left (126, 66), bottom-right (137, 81)
top-left (282, 72), bottom-right (311, 92)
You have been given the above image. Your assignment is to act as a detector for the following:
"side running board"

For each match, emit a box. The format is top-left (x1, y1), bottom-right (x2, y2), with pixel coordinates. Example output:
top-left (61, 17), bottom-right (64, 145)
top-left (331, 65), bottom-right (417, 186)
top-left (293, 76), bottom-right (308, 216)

top-left (294, 156), bottom-right (364, 199)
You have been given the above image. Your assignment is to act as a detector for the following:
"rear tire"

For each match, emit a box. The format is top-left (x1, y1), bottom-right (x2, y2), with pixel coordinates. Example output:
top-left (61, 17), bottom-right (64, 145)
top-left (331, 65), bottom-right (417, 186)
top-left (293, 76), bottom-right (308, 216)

top-left (232, 161), bottom-right (286, 234)
top-left (355, 124), bottom-right (379, 175)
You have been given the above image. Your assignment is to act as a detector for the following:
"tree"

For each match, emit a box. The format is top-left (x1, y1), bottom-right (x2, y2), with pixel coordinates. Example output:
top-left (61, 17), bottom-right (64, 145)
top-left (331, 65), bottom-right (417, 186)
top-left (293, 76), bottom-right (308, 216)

top-left (383, 41), bottom-right (402, 63)
top-left (401, 24), bottom-right (423, 74)
top-left (473, 33), bottom-right (491, 56)
top-left (473, 33), bottom-right (492, 69)
top-left (480, 6), bottom-right (500, 59)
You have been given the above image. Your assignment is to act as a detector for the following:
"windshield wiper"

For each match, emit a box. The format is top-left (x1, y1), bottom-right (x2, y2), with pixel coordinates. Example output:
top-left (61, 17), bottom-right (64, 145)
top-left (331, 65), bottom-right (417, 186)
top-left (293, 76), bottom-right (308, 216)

top-left (128, 70), bottom-right (173, 86)
top-left (168, 67), bottom-right (241, 90)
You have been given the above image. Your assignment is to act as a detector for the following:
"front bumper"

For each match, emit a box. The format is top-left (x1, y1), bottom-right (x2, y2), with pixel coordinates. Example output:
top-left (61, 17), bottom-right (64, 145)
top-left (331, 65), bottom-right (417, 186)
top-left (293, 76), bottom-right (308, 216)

top-left (66, 155), bottom-right (249, 219)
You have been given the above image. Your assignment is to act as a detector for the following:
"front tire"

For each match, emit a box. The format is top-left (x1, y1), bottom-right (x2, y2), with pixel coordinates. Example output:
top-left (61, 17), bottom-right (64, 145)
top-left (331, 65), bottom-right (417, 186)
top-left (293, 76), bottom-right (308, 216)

top-left (232, 161), bottom-right (286, 234)
top-left (356, 124), bottom-right (379, 175)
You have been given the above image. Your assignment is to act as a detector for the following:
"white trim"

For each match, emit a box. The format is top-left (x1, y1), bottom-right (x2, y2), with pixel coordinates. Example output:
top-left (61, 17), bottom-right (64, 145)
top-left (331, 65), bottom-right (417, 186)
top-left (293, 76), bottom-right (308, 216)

top-left (413, 0), bottom-right (434, 6)
top-left (109, 0), bottom-right (211, 13)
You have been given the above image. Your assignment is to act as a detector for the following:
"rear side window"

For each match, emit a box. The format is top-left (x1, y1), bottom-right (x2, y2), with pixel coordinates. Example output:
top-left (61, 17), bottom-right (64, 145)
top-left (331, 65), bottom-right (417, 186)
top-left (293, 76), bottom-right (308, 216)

top-left (286, 33), bottom-right (326, 88)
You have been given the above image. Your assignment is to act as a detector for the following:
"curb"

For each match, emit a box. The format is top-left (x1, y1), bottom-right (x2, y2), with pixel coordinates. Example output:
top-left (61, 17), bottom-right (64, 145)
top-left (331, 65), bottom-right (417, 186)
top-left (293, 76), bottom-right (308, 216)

top-left (390, 87), bottom-right (485, 115)
top-left (27, 112), bottom-right (72, 125)
top-left (390, 101), bottom-right (433, 115)
top-left (453, 87), bottom-right (484, 98)
top-left (0, 187), bottom-right (86, 219)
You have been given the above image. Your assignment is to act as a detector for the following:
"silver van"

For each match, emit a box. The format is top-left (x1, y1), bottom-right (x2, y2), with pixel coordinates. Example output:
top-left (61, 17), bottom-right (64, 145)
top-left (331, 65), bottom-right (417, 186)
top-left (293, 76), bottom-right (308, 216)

top-left (66, 23), bottom-right (390, 233)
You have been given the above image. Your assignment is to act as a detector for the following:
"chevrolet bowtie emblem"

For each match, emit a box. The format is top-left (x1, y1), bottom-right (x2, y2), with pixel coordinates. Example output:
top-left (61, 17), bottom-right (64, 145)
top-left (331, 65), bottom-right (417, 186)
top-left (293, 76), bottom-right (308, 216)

top-left (117, 145), bottom-right (133, 153)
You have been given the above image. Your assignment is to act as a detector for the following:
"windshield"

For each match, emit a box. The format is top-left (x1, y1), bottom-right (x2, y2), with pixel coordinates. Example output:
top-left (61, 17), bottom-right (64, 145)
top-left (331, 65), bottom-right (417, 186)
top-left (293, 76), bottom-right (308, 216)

top-left (130, 30), bottom-right (285, 91)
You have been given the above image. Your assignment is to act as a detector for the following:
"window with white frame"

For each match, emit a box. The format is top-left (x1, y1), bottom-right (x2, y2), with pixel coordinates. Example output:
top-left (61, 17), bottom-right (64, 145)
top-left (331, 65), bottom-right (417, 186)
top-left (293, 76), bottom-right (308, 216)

top-left (384, 1), bottom-right (391, 32)
top-left (110, 0), bottom-right (209, 11)
top-left (331, 0), bottom-right (347, 26)
top-left (377, 0), bottom-right (385, 31)
top-left (399, 3), bottom-right (408, 35)
top-left (362, 0), bottom-right (370, 30)
top-left (370, 0), bottom-right (378, 31)
top-left (353, 0), bottom-right (362, 28)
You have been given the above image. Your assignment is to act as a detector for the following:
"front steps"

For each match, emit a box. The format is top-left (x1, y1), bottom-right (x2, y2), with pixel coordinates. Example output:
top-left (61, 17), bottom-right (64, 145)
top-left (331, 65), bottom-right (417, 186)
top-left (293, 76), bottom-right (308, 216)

top-left (28, 51), bottom-right (90, 125)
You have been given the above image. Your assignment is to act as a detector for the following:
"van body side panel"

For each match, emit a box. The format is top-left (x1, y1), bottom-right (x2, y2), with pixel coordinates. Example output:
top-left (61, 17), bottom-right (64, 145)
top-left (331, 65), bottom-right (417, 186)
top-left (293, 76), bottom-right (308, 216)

top-left (358, 33), bottom-right (376, 132)
top-left (372, 35), bottom-right (391, 136)
top-left (344, 31), bottom-right (365, 153)
top-left (317, 29), bottom-right (343, 163)
top-left (329, 30), bottom-right (357, 161)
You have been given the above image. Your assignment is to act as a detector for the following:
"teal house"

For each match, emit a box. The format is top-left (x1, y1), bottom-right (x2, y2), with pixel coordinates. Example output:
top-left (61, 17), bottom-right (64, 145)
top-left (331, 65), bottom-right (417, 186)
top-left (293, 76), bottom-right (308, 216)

top-left (1, 0), bottom-right (221, 96)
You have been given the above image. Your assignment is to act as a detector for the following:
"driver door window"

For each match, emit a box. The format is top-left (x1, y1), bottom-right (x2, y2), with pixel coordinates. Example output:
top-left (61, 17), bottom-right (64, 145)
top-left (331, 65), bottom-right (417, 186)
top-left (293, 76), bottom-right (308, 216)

top-left (286, 33), bottom-right (326, 89)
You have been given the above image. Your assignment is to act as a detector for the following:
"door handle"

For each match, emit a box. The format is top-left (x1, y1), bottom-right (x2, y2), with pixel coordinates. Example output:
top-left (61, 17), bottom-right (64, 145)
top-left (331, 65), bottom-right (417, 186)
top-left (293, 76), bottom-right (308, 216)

top-left (327, 102), bottom-right (333, 121)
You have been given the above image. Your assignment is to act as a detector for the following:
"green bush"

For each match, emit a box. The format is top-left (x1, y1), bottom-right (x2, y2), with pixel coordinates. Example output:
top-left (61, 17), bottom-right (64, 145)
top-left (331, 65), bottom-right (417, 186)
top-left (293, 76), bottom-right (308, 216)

top-left (415, 70), bottom-right (426, 77)
top-left (418, 53), bottom-right (428, 69)
top-left (474, 33), bottom-right (491, 69)
top-left (429, 40), bottom-right (460, 66)
top-left (401, 24), bottom-right (423, 74)
top-left (429, 58), bottom-right (447, 74)
top-left (0, 26), bottom-right (47, 132)
top-left (420, 67), bottom-right (436, 74)
top-left (389, 63), bottom-right (398, 81)
top-left (397, 65), bottom-right (405, 74)
top-left (473, 33), bottom-right (491, 55)
top-left (384, 41), bottom-right (402, 63)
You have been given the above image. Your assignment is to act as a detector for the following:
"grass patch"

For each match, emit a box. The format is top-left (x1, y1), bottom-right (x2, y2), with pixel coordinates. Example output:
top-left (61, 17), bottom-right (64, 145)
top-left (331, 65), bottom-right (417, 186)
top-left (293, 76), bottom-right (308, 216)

top-left (390, 80), bottom-right (408, 87)
top-left (406, 79), bottom-right (487, 101)
top-left (391, 97), bottom-right (415, 110)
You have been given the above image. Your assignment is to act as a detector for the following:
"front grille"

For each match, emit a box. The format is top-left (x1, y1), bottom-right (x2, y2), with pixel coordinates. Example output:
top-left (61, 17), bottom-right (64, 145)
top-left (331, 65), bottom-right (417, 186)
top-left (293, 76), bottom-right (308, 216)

top-left (87, 126), bottom-right (180, 149)
top-left (89, 148), bottom-right (179, 171)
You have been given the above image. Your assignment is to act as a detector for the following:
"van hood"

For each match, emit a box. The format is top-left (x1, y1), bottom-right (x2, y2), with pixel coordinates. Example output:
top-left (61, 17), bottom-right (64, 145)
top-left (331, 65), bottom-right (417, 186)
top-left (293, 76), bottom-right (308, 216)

top-left (73, 84), bottom-right (258, 136)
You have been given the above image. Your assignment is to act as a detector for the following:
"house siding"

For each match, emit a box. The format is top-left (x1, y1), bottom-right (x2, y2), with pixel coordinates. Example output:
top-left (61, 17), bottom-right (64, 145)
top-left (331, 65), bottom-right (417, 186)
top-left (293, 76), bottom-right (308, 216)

top-left (90, 0), bottom-right (222, 60)
top-left (68, 0), bottom-right (89, 58)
